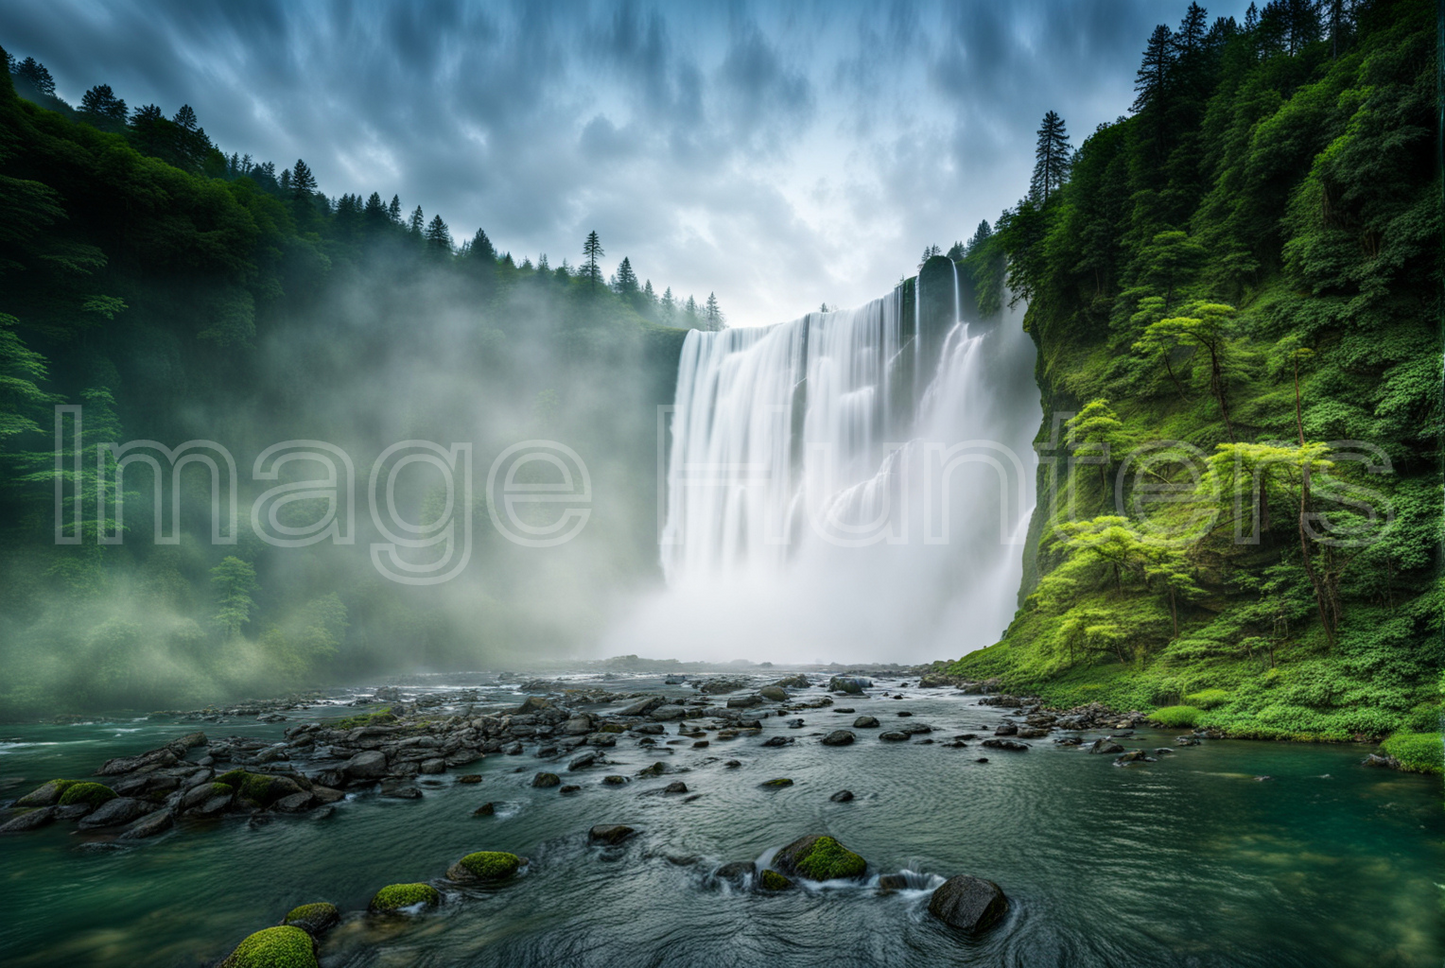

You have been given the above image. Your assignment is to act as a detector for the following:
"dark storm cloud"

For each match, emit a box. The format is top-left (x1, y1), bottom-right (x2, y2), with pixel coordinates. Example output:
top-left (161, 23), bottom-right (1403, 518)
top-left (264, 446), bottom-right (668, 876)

top-left (0, 0), bottom-right (1249, 323)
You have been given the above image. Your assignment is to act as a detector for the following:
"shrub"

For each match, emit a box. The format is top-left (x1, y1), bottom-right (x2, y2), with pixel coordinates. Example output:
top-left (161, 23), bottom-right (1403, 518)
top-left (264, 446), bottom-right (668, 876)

top-left (1183, 689), bottom-right (1230, 709)
top-left (1149, 706), bottom-right (1202, 729)
top-left (1380, 732), bottom-right (1443, 775)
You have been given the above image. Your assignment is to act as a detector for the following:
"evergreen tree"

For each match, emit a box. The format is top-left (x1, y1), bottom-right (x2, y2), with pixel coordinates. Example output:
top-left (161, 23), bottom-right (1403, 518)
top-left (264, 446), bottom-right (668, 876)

top-left (424, 214), bottom-right (452, 251)
top-left (173, 104), bottom-right (198, 131)
top-left (408, 205), bottom-right (424, 236)
top-left (613, 256), bottom-right (639, 296)
top-left (1133, 25), bottom-right (1176, 113)
top-left (291, 158), bottom-right (317, 199)
top-left (468, 227), bottom-right (496, 261)
top-left (582, 230), bottom-right (604, 288)
top-left (1176, 2), bottom-right (1209, 58)
top-left (363, 191), bottom-right (388, 230)
top-left (80, 84), bottom-right (127, 124)
top-left (642, 279), bottom-right (656, 306)
top-left (704, 292), bottom-right (723, 330)
top-left (211, 556), bottom-right (259, 638)
top-left (967, 219), bottom-right (993, 252)
top-left (131, 103), bottom-right (163, 124)
top-left (684, 295), bottom-right (699, 327)
top-left (1030, 111), bottom-right (1073, 204)
top-left (661, 287), bottom-right (676, 321)
top-left (918, 244), bottom-right (943, 268)
top-left (388, 194), bottom-right (402, 222)
top-left (13, 57), bottom-right (56, 97)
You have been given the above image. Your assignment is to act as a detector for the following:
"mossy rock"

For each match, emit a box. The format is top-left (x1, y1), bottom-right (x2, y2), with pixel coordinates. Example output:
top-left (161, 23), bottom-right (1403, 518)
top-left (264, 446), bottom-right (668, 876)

top-left (329, 708), bottom-right (397, 730)
top-left (218, 925), bottom-right (318, 968)
top-left (281, 902), bottom-right (340, 937)
top-left (214, 771), bottom-right (296, 807)
top-left (369, 883), bottom-right (441, 914)
top-left (758, 869), bottom-right (794, 891)
top-left (532, 772), bottom-right (561, 788)
top-left (57, 782), bottom-right (117, 808)
top-left (774, 835), bottom-right (867, 881)
top-left (446, 850), bottom-right (522, 883)
top-left (15, 779), bottom-right (78, 808)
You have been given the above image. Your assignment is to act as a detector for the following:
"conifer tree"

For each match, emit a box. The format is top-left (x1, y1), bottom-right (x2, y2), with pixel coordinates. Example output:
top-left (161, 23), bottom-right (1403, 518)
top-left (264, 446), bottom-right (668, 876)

top-left (80, 84), bottom-right (127, 123)
top-left (582, 230), bottom-right (604, 289)
top-left (173, 104), bottom-right (198, 130)
top-left (704, 292), bottom-right (723, 330)
top-left (424, 214), bottom-right (451, 252)
top-left (408, 205), bottom-right (425, 236)
top-left (1029, 111), bottom-right (1073, 204)
top-left (13, 57), bottom-right (55, 97)
top-left (291, 159), bottom-right (317, 199)
top-left (468, 227), bottom-right (496, 261)
top-left (1133, 25), bottom-right (1176, 113)
top-left (613, 256), bottom-right (639, 296)
top-left (388, 194), bottom-right (402, 222)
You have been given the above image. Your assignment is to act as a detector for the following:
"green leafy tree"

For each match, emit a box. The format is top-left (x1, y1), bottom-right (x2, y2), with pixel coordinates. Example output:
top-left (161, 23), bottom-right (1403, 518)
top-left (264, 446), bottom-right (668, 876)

top-left (211, 556), bottom-right (259, 638)
top-left (1134, 301), bottom-right (1239, 440)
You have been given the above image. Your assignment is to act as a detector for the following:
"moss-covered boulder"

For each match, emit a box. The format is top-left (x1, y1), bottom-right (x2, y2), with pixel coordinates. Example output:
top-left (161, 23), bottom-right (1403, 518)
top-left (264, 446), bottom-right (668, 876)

top-left (445, 850), bottom-right (522, 883)
top-left (758, 869), bottom-right (794, 891)
top-left (532, 772), bottom-right (561, 788)
top-left (57, 782), bottom-right (116, 809)
top-left (368, 883), bottom-right (441, 914)
top-left (15, 779), bottom-right (77, 808)
top-left (281, 902), bottom-right (340, 937)
top-left (218, 925), bottom-right (318, 968)
top-left (214, 771), bottom-right (302, 808)
top-left (773, 835), bottom-right (867, 881)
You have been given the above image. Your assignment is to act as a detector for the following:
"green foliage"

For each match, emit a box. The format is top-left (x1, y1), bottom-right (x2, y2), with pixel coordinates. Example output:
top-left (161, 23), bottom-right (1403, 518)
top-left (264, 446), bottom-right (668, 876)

top-left (281, 902), bottom-right (339, 936)
top-left (1150, 706), bottom-right (1203, 728)
top-left (57, 781), bottom-right (116, 807)
top-left (1380, 732), bottom-right (1443, 775)
top-left (452, 851), bottom-right (521, 881)
top-left (211, 557), bottom-right (258, 638)
top-left (951, 0), bottom-right (1438, 742)
top-left (368, 883), bottom-right (441, 913)
top-left (327, 708), bottom-right (395, 730)
top-left (218, 926), bottom-right (317, 968)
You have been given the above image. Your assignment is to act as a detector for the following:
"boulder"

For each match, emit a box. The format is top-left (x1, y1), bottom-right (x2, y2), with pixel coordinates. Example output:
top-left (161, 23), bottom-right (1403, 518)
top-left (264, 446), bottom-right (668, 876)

top-left (588, 824), bottom-right (636, 845)
top-left (878, 731), bottom-right (909, 742)
top-left (928, 874), bottom-right (1009, 933)
top-left (368, 883), bottom-right (441, 914)
top-left (272, 792), bottom-right (317, 813)
top-left (618, 697), bottom-right (666, 717)
top-left (119, 809), bottom-right (173, 840)
top-left (78, 797), bottom-right (151, 830)
top-left (14, 779), bottom-right (74, 808)
top-left (282, 902), bottom-right (340, 937)
top-left (714, 860), bottom-right (755, 884)
top-left (473, 802), bottom-right (496, 816)
top-left (446, 850), bottom-right (522, 883)
top-left (1086, 739), bottom-right (1126, 755)
top-left (758, 869), bottom-right (794, 891)
top-left (0, 807), bottom-right (57, 833)
top-left (513, 696), bottom-right (552, 715)
top-left (759, 778), bottom-right (794, 788)
top-left (981, 739), bottom-right (1029, 752)
top-left (532, 773), bottom-right (561, 788)
top-left (828, 676), bottom-right (871, 694)
top-left (726, 695), bottom-right (763, 708)
top-left (219, 926), bottom-right (318, 968)
top-left (759, 686), bottom-right (789, 702)
top-left (852, 716), bottom-right (880, 729)
top-left (829, 790), bottom-right (854, 803)
top-left (663, 781), bottom-right (688, 794)
top-left (651, 706), bottom-right (689, 722)
top-left (821, 730), bottom-right (856, 747)
top-left (773, 834), bottom-right (866, 880)
top-left (342, 750), bottom-right (388, 779)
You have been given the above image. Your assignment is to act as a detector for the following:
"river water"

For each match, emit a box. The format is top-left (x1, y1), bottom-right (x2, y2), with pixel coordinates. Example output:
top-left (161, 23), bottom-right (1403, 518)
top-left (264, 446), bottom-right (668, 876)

top-left (0, 674), bottom-right (1439, 967)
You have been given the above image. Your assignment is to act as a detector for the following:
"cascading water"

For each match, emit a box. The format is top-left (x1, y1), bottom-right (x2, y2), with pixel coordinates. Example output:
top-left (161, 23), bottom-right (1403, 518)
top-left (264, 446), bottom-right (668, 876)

top-left (614, 263), bottom-right (1041, 664)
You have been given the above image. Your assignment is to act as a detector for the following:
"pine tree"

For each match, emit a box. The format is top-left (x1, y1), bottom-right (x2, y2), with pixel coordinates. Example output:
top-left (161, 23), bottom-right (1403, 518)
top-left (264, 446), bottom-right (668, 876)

top-left (291, 159), bottom-right (317, 199)
top-left (704, 292), bottom-right (723, 330)
top-left (538, 253), bottom-right (550, 272)
top-left (642, 279), bottom-right (656, 306)
top-left (363, 192), bottom-right (388, 229)
top-left (583, 230), bottom-right (604, 288)
top-left (613, 256), bottom-right (639, 296)
top-left (684, 295), bottom-right (699, 327)
top-left (131, 103), bottom-right (163, 124)
top-left (468, 228), bottom-right (496, 261)
top-left (918, 244), bottom-right (943, 268)
top-left (1176, 2), bottom-right (1209, 58)
top-left (388, 195), bottom-right (402, 223)
top-left (173, 104), bottom-right (198, 131)
top-left (14, 57), bottom-right (56, 97)
top-left (1133, 25), bottom-right (1176, 113)
top-left (80, 84), bottom-right (128, 123)
top-left (661, 287), bottom-right (676, 320)
top-left (408, 206), bottom-right (425, 236)
top-left (968, 219), bottom-right (993, 252)
top-left (425, 214), bottom-right (451, 251)
top-left (1029, 111), bottom-right (1073, 204)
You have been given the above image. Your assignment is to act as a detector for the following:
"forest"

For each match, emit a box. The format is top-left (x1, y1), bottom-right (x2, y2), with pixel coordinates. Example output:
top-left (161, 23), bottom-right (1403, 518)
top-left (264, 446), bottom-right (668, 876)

top-left (0, 51), bottom-right (720, 716)
top-left (949, 0), bottom-right (1441, 770)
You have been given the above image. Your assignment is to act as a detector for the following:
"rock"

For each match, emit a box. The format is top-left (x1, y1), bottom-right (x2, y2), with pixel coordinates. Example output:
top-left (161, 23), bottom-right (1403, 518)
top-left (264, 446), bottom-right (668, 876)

top-left (692, 740), bottom-right (710, 748)
top-left (981, 739), bottom-right (1029, 752)
top-left (699, 678), bottom-right (748, 695)
top-left (636, 762), bottom-right (669, 778)
top-left (759, 778), bottom-right (794, 788)
top-left (282, 902), bottom-right (340, 937)
top-left (759, 869), bottom-right (794, 891)
top-left (78, 797), bottom-right (151, 829)
top-left (975, 757), bottom-right (989, 764)
top-left (1086, 739), bottom-right (1125, 754)
top-left (602, 775), bottom-right (628, 786)
top-left (0, 807), bottom-right (56, 833)
top-left (828, 676), bottom-right (871, 694)
top-left (727, 694), bottom-right (763, 708)
top-left (1362, 753), bottom-right (1400, 769)
top-left (272, 792), bottom-right (316, 813)
top-left (568, 752), bottom-right (599, 771)
top-left (560, 785), bottom-right (581, 795)
top-left (994, 723), bottom-right (1018, 736)
top-left (1176, 736), bottom-right (1201, 747)
top-left (190, 792), bottom-right (234, 817)
top-left (57, 782), bottom-right (117, 809)
top-left (585, 734), bottom-right (617, 748)
top-left (380, 783), bottom-right (422, 799)
top-left (821, 730), bottom-right (856, 746)
top-left (897, 711), bottom-right (913, 717)
top-left (928, 874), bottom-right (1009, 933)
top-left (1113, 749), bottom-right (1153, 765)
top-left (1054, 736), bottom-right (1083, 746)
top-left (761, 736), bottom-right (793, 747)
top-left (878, 731), bottom-right (909, 742)
top-left (651, 706), bottom-right (689, 722)
top-left (342, 750), bottom-right (388, 779)
top-left (759, 686), bottom-right (789, 702)
top-left (219, 926), bottom-right (318, 968)
top-left (877, 873), bottom-right (909, 891)
top-left (589, 824), bottom-right (636, 845)
top-left (833, 707), bottom-right (855, 714)
top-left (1154, 748), bottom-right (1176, 755)
top-left (308, 805), bottom-right (335, 821)
top-left (724, 760), bottom-right (741, 768)
top-left (311, 786), bottom-right (345, 804)
top-left (773, 834), bottom-right (866, 880)
top-left (119, 809), bottom-right (174, 840)
top-left (446, 850), bottom-right (522, 883)
top-left (663, 781), bottom-right (688, 794)
top-left (513, 696), bottom-right (552, 715)
top-left (532, 772), bottom-right (561, 788)
top-left (852, 716), bottom-right (880, 729)
top-left (473, 802), bottom-right (496, 816)
top-left (1016, 727), bottom-right (1050, 739)
top-left (419, 758), bottom-right (446, 775)
top-left (829, 790), bottom-right (854, 803)
top-left (458, 774), bottom-right (484, 784)
top-left (14, 779), bottom-right (73, 808)
top-left (369, 883), bottom-right (441, 914)
top-left (714, 860), bottom-right (755, 884)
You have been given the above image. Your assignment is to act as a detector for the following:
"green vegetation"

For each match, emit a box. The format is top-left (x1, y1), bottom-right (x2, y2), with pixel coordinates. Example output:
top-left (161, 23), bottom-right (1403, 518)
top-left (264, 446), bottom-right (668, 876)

top-left (950, 0), bottom-right (1440, 743)
top-left (57, 782), bottom-right (116, 807)
top-left (0, 48), bottom-right (717, 717)
top-left (789, 836), bottom-right (867, 881)
top-left (281, 902), bottom-right (339, 936)
top-left (14, 778), bottom-right (76, 806)
top-left (1150, 706), bottom-right (1204, 729)
top-left (758, 869), bottom-right (793, 891)
top-left (1381, 732), bottom-right (1443, 775)
top-left (327, 708), bottom-right (396, 730)
top-left (450, 851), bottom-right (522, 882)
top-left (218, 926), bottom-right (317, 968)
top-left (368, 883), bottom-right (441, 914)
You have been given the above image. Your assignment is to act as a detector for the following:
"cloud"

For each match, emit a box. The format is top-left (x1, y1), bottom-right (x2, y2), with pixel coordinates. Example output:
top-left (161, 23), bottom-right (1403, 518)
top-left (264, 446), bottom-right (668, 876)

top-left (0, 0), bottom-right (1251, 325)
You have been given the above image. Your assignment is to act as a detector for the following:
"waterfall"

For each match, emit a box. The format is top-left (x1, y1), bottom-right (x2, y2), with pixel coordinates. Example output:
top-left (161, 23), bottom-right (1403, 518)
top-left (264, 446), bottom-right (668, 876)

top-left (616, 265), bottom-right (1041, 664)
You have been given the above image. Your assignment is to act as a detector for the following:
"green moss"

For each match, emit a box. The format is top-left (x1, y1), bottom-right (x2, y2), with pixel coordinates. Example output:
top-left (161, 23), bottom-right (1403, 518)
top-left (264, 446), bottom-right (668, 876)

top-left (793, 836), bottom-right (866, 880)
top-left (218, 925), bottom-right (318, 968)
top-left (369, 883), bottom-right (441, 913)
top-left (15, 779), bottom-right (78, 806)
top-left (1150, 706), bottom-right (1203, 729)
top-left (452, 851), bottom-right (521, 881)
top-left (281, 902), bottom-right (339, 936)
top-left (1183, 689), bottom-right (1230, 709)
top-left (215, 770), bottom-right (248, 788)
top-left (57, 782), bottom-right (116, 808)
top-left (329, 708), bottom-right (396, 730)
top-left (758, 869), bottom-right (793, 891)
top-left (1381, 732), bottom-right (1443, 775)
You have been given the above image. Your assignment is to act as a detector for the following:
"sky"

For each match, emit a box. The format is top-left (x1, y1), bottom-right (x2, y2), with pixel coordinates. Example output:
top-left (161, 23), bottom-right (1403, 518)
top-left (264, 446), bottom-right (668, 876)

top-left (0, 0), bottom-right (1249, 327)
